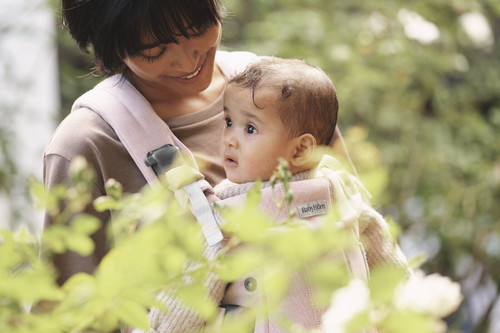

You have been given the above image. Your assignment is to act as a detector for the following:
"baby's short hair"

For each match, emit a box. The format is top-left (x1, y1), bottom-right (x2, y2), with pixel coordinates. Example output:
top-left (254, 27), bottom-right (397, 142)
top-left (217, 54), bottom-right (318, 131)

top-left (229, 57), bottom-right (338, 145)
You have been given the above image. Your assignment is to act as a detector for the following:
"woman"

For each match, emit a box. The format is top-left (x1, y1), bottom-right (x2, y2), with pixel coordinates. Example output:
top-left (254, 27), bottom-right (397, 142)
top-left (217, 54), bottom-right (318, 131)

top-left (46, 0), bottom-right (235, 281)
top-left (44, 1), bottom-right (351, 331)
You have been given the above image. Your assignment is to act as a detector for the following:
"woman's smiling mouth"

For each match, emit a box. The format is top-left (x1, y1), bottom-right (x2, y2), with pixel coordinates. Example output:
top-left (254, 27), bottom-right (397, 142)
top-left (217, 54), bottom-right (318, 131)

top-left (181, 66), bottom-right (202, 79)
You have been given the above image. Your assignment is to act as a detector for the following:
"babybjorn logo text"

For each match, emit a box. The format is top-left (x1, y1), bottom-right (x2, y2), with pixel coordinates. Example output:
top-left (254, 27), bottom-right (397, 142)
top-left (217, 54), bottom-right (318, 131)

top-left (297, 200), bottom-right (328, 218)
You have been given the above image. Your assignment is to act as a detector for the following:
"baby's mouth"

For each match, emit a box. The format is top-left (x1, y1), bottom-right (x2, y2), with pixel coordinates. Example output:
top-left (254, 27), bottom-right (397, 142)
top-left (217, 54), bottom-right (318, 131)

top-left (224, 157), bottom-right (238, 167)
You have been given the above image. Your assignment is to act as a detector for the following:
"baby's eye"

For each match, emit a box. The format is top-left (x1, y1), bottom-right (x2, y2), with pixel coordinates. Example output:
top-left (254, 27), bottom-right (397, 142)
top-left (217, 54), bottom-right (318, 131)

top-left (246, 124), bottom-right (257, 134)
top-left (225, 117), bottom-right (232, 127)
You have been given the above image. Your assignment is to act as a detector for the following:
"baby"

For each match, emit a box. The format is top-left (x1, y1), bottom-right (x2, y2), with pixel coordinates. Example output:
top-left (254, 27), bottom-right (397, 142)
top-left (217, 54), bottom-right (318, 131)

top-left (215, 56), bottom-right (338, 195)
top-left (214, 57), bottom-right (341, 331)
top-left (212, 57), bottom-right (410, 333)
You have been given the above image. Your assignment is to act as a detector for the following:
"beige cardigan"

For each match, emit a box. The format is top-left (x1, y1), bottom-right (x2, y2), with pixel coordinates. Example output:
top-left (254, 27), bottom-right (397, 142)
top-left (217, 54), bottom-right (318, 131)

top-left (143, 163), bottom-right (410, 333)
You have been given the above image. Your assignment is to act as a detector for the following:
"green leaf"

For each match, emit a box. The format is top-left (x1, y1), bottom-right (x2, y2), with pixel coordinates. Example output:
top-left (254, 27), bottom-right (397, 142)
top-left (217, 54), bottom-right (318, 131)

top-left (175, 284), bottom-right (217, 320)
top-left (114, 299), bottom-right (150, 329)
top-left (215, 247), bottom-right (265, 281)
top-left (28, 176), bottom-right (49, 211)
top-left (41, 225), bottom-right (72, 254)
top-left (57, 273), bottom-right (98, 314)
top-left (369, 265), bottom-right (406, 305)
top-left (265, 225), bottom-right (321, 264)
top-left (307, 259), bottom-right (350, 307)
top-left (70, 214), bottom-right (100, 234)
top-left (104, 178), bottom-right (123, 199)
top-left (382, 310), bottom-right (436, 333)
top-left (257, 264), bottom-right (290, 310)
top-left (408, 252), bottom-right (428, 270)
top-left (220, 205), bottom-right (273, 243)
top-left (64, 232), bottom-right (94, 256)
top-left (345, 312), bottom-right (372, 333)
top-left (0, 268), bottom-right (64, 304)
top-left (158, 245), bottom-right (188, 277)
top-left (93, 195), bottom-right (121, 212)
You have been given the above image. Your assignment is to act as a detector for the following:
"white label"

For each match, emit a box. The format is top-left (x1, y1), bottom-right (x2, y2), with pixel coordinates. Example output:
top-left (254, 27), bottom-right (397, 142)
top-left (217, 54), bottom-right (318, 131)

top-left (297, 200), bottom-right (328, 218)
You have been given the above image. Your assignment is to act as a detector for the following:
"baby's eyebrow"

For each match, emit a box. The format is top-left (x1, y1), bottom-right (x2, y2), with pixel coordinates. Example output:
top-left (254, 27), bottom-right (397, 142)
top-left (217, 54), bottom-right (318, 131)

top-left (242, 111), bottom-right (261, 123)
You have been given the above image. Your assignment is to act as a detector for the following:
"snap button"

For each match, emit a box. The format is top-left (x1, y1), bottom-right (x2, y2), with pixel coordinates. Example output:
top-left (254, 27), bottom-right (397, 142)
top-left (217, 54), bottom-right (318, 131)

top-left (244, 277), bottom-right (257, 292)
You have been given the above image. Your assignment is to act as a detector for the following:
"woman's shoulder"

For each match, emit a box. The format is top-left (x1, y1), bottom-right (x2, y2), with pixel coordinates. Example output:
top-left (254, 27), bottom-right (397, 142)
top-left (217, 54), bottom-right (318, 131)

top-left (44, 107), bottom-right (119, 160)
top-left (44, 106), bottom-right (147, 194)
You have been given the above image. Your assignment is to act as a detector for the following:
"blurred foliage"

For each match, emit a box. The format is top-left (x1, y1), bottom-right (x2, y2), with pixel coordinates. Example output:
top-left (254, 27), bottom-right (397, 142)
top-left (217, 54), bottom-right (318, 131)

top-left (218, 1), bottom-right (499, 332)
top-left (4, 0), bottom-right (494, 332)
top-left (1, 158), bottom-right (460, 333)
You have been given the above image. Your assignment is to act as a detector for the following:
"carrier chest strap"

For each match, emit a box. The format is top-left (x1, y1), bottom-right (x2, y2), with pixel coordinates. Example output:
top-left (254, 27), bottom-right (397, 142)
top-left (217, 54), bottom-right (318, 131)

top-left (183, 182), bottom-right (224, 246)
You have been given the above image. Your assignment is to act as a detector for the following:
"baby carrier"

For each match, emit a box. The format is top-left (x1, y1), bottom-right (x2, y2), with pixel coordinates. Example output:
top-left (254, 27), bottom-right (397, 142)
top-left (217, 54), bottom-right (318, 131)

top-left (71, 50), bottom-right (370, 333)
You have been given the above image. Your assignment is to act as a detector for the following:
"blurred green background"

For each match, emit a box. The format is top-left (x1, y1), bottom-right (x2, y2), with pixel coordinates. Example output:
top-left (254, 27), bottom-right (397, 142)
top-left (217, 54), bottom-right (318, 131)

top-left (216, 2), bottom-right (500, 332)
top-left (2, 0), bottom-right (499, 332)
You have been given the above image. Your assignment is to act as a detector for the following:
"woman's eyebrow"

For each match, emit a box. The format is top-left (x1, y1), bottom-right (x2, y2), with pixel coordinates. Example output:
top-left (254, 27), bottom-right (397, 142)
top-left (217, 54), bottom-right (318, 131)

top-left (139, 38), bottom-right (178, 50)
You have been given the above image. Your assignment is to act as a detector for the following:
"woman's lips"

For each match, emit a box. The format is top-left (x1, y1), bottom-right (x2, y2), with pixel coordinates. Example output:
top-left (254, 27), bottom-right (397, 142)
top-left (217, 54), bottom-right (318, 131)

top-left (180, 66), bottom-right (202, 79)
top-left (176, 55), bottom-right (207, 81)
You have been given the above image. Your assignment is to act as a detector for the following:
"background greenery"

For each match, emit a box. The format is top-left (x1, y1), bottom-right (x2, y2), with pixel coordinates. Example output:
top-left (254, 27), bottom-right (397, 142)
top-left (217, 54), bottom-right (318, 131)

top-left (1, 0), bottom-right (498, 332)
top-left (217, 1), bottom-right (499, 331)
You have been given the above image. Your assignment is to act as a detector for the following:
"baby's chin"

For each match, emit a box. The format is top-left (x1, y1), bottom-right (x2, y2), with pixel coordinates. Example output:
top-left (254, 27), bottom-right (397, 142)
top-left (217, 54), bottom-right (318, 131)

top-left (226, 172), bottom-right (271, 184)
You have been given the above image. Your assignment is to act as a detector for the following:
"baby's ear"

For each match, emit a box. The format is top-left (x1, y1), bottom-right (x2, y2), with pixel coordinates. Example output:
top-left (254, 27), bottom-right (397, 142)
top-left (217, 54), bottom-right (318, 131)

top-left (290, 133), bottom-right (317, 168)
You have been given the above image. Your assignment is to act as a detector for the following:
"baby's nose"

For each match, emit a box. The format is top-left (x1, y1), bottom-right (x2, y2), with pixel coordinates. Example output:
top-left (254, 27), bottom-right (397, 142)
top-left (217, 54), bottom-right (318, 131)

top-left (223, 132), bottom-right (239, 149)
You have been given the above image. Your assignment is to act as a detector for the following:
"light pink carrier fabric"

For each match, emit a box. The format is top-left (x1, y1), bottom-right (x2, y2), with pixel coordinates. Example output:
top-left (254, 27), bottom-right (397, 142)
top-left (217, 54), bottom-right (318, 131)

top-left (71, 51), bottom-right (258, 186)
top-left (72, 50), bottom-right (405, 333)
top-left (213, 170), bottom-right (371, 333)
top-left (72, 75), bottom-right (192, 184)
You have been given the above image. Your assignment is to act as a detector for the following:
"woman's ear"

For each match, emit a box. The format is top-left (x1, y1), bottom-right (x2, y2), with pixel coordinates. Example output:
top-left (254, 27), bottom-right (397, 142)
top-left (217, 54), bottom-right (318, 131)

top-left (289, 133), bottom-right (317, 168)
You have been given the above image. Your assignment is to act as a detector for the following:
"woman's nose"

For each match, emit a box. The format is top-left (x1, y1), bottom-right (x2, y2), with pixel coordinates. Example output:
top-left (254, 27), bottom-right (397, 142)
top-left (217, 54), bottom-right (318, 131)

top-left (171, 42), bottom-right (200, 73)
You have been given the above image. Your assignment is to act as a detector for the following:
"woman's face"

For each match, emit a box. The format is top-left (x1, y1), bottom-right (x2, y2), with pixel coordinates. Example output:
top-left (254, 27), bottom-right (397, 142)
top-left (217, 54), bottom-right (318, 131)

top-left (123, 23), bottom-right (222, 99)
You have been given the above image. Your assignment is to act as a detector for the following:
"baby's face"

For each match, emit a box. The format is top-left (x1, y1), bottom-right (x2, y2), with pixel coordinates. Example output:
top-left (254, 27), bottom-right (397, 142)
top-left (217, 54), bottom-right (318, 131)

top-left (221, 84), bottom-right (296, 183)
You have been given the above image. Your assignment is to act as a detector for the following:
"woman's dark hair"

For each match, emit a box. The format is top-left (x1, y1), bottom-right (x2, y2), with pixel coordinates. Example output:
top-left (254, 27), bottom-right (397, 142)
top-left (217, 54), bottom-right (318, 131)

top-left (62, 0), bottom-right (225, 76)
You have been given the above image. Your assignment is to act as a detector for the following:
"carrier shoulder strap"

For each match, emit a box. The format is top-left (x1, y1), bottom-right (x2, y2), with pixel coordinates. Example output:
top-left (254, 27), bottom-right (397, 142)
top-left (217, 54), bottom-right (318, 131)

top-left (72, 74), bottom-right (193, 184)
top-left (71, 51), bottom-right (259, 246)
top-left (71, 51), bottom-right (258, 184)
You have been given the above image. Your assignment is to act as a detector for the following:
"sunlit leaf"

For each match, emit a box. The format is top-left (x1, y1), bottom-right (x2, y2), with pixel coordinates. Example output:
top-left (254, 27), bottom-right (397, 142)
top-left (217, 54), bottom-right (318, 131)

top-left (64, 233), bottom-right (94, 256)
top-left (70, 214), bottom-right (100, 234)
top-left (215, 246), bottom-right (266, 281)
top-left (381, 310), bottom-right (436, 333)
top-left (369, 265), bottom-right (406, 305)
top-left (113, 299), bottom-right (150, 329)
top-left (175, 283), bottom-right (217, 320)
top-left (93, 195), bottom-right (122, 212)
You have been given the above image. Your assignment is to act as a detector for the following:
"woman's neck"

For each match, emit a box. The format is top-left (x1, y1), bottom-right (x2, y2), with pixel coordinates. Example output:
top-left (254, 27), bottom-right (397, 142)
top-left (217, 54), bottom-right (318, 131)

top-left (129, 65), bottom-right (226, 120)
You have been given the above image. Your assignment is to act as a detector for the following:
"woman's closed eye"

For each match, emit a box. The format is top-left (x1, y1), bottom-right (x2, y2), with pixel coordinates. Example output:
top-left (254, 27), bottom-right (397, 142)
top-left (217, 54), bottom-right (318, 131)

top-left (140, 46), bottom-right (167, 63)
top-left (188, 29), bottom-right (207, 39)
